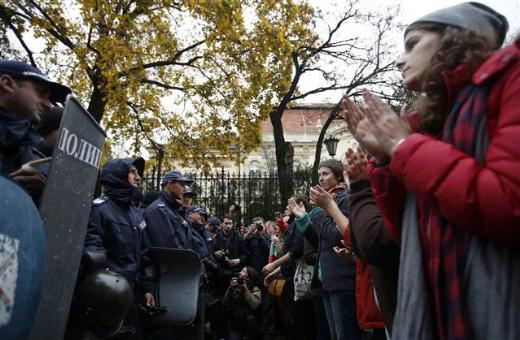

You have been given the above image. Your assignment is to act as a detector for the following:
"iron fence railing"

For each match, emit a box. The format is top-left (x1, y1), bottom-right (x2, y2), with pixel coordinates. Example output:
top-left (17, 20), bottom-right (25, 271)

top-left (141, 168), bottom-right (313, 223)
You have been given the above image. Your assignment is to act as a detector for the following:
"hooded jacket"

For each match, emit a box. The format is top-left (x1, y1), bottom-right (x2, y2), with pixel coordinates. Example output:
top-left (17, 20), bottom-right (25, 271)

top-left (84, 158), bottom-right (151, 288)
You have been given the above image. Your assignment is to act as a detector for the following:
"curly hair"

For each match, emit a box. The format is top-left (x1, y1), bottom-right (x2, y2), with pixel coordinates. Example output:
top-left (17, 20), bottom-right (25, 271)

top-left (409, 22), bottom-right (500, 133)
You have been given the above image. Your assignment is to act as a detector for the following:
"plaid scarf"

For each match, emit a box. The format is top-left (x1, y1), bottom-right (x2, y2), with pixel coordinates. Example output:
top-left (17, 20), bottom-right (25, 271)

top-left (429, 83), bottom-right (490, 339)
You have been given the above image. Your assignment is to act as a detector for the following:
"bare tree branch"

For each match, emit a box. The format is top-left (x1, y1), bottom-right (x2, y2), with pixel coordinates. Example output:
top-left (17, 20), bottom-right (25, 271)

top-left (141, 39), bottom-right (205, 70)
top-left (0, 6), bottom-right (36, 65)
top-left (142, 78), bottom-right (185, 91)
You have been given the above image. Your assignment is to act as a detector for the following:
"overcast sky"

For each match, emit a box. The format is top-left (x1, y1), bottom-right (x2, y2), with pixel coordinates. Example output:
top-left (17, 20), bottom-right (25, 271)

top-left (300, 0), bottom-right (520, 103)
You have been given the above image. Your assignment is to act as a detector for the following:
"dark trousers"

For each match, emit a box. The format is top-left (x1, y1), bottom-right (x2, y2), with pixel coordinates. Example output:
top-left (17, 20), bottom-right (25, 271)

top-left (313, 296), bottom-right (332, 340)
top-left (322, 291), bottom-right (361, 340)
top-left (280, 280), bottom-right (316, 340)
top-left (261, 285), bottom-right (276, 337)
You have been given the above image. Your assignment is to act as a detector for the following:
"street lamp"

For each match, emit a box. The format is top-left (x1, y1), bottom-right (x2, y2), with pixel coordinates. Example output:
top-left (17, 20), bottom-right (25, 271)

top-left (323, 136), bottom-right (339, 157)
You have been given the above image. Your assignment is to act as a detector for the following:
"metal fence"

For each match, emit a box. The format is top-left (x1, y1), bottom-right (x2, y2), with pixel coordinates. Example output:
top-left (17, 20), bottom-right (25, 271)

top-left (141, 168), bottom-right (313, 223)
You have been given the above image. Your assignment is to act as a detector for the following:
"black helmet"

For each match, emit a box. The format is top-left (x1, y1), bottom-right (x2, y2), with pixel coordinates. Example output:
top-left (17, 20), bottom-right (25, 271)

top-left (75, 269), bottom-right (133, 337)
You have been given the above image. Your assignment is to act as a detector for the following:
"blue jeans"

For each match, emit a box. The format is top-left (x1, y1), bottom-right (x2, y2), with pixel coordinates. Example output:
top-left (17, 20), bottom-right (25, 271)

top-left (322, 291), bottom-right (361, 340)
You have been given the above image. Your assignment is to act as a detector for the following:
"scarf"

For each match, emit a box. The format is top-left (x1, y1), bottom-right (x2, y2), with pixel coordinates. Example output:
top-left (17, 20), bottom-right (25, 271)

top-left (394, 83), bottom-right (490, 340)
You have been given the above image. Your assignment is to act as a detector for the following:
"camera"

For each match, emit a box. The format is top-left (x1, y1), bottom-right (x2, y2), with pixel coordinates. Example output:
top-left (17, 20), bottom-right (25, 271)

top-left (237, 277), bottom-right (245, 285)
top-left (255, 222), bottom-right (263, 231)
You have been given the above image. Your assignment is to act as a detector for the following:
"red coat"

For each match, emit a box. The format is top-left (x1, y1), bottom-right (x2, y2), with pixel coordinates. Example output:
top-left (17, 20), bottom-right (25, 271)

top-left (343, 229), bottom-right (385, 330)
top-left (368, 37), bottom-right (520, 247)
top-left (367, 37), bottom-right (520, 338)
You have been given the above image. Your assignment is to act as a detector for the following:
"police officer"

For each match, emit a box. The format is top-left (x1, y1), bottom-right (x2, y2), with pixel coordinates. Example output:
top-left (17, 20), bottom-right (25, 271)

top-left (144, 171), bottom-right (211, 340)
top-left (83, 157), bottom-right (155, 339)
top-left (187, 205), bottom-right (218, 270)
top-left (182, 185), bottom-right (196, 207)
top-left (143, 170), bottom-right (194, 250)
top-left (0, 60), bottom-right (70, 198)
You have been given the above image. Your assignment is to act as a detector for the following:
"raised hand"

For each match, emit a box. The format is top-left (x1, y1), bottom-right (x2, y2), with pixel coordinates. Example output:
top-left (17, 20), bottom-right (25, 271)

top-left (345, 148), bottom-right (369, 182)
top-left (309, 185), bottom-right (335, 211)
top-left (341, 95), bottom-right (388, 161)
top-left (361, 90), bottom-right (411, 156)
top-left (288, 198), bottom-right (307, 218)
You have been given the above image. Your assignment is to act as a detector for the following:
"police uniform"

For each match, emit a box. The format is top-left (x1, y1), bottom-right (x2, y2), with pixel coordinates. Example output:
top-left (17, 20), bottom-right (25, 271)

top-left (143, 191), bottom-right (193, 250)
top-left (0, 108), bottom-right (46, 173)
top-left (85, 195), bottom-right (150, 284)
top-left (82, 158), bottom-right (152, 340)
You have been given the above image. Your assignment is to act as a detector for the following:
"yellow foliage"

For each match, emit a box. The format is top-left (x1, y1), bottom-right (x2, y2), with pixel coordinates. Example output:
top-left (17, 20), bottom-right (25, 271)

top-left (2, 0), bottom-right (319, 171)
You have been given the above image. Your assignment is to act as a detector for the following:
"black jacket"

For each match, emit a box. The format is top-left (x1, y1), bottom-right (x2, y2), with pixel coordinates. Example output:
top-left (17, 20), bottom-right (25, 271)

top-left (214, 230), bottom-right (249, 269)
top-left (308, 188), bottom-right (356, 292)
top-left (0, 107), bottom-right (44, 175)
top-left (244, 234), bottom-right (269, 272)
top-left (143, 191), bottom-right (193, 250)
top-left (84, 158), bottom-right (152, 290)
top-left (280, 221), bottom-right (304, 280)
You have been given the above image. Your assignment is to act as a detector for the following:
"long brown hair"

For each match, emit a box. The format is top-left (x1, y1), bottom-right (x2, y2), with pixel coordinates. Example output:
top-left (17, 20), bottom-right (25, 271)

top-left (409, 22), bottom-right (500, 133)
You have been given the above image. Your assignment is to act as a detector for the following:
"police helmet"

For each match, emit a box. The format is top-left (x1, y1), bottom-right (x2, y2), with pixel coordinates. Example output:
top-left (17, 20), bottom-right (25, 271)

top-left (76, 269), bottom-right (133, 337)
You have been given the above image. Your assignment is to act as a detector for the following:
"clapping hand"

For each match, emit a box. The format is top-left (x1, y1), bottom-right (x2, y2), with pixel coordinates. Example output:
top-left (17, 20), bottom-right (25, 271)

top-left (345, 148), bottom-right (369, 182)
top-left (287, 198), bottom-right (307, 218)
top-left (340, 90), bottom-right (412, 160)
top-left (309, 185), bottom-right (334, 211)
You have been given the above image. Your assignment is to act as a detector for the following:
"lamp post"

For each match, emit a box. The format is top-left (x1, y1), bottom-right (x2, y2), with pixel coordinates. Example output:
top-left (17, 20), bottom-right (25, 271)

top-left (323, 136), bottom-right (339, 157)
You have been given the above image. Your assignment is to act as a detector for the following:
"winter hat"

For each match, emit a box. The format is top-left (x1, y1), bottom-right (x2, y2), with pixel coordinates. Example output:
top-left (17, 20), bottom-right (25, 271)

top-left (406, 2), bottom-right (509, 47)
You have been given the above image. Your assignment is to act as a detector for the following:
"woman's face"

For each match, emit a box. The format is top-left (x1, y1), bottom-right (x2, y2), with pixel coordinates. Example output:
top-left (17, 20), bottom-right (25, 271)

top-left (318, 167), bottom-right (340, 191)
top-left (396, 29), bottom-right (442, 91)
top-left (239, 267), bottom-right (249, 280)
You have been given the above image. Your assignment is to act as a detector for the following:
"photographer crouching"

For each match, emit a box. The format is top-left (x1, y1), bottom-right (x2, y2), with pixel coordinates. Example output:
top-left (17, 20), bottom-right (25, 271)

top-left (222, 266), bottom-right (262, 340)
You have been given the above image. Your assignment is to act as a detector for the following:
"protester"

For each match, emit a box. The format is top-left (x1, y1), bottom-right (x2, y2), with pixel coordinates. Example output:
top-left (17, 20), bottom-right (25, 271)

top-left (344, 148), bottom-right (399, 333)
top-left (342, 2), bottom-right (520, 339)
top-left (244, 216), bottom-right (270, 273)
top-left (213, 215), bottom-right (249, 274)
top-left (297, 159), bottom-right (360, 340)
top-left (82, 157), bottom-right (155, 339)
top-left (309, 152), bottom-right (390, 340)
top-left (222, 266), bottom-right (262, 340)
top-left (263, 194), bottom-right (316, 340)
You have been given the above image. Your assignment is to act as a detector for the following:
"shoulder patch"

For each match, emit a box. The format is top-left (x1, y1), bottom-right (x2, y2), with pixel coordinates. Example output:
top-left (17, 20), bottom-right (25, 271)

top-left (92, 196), bottom-right (107, 206)
top-left (138, 221), bottom-right (147, 230)
top-left (157, 202), bottom-right (166, 207)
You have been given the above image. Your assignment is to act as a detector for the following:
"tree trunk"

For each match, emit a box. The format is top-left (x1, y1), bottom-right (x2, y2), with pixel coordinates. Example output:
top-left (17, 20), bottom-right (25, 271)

top-left (270, 108), bottom-right (294, 209)
top-left (311, 104), bottom-right (341, 184)
top-left (87, 84), bottom-right (106, 123)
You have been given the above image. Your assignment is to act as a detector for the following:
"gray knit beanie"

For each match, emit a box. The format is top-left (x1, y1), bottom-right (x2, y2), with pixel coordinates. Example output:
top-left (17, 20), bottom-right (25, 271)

top-left (406, 2), bottom-right (509, 47)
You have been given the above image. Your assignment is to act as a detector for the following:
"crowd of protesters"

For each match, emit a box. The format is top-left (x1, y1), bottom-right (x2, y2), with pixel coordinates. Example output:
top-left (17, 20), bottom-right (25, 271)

top-left (2, 1), bottom-right (520, 340)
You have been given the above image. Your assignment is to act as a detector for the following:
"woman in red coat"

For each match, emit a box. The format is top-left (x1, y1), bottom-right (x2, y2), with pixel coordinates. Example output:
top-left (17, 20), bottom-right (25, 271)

top-left (341, 2), bottom-right (520, 340)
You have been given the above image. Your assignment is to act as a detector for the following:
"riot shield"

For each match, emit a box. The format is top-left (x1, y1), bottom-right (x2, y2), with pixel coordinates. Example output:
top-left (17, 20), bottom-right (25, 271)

top-left (29, 95), bottom-right (106, 340)
top-left (0, 175), bottom-right (45, 339)
top-left (149, 247), bottom-right (201, 326)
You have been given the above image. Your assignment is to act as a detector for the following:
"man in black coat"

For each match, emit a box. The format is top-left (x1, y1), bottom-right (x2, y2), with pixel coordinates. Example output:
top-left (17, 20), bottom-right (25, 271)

top-left (213, 215), bottom-right (249, 274)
